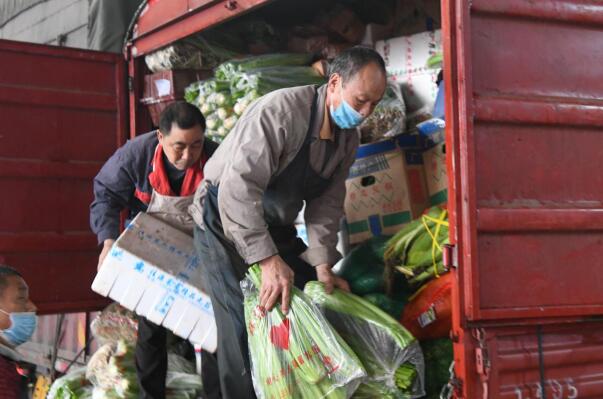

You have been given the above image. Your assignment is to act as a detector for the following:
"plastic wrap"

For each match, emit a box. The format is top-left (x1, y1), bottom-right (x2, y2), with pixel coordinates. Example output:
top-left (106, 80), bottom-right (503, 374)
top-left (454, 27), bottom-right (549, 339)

top-left (165, 353), bottom-right (203, 398)
top-left (360, 83), bottom-right (406, 144)
top-left (242, 265), bottom-right (366, 399)
top-left (47, 367), bottom-right (92, 399)
top-left (401, 273), bottom-right (453, 341)
top-left (90, 303), bottom-right (138, 345)
top-left (145, 37), bottom-right (239, 73)
top-left (304, 282), bottom-right (425, 399)
top-left (86, 340), bottom-right (138, 398)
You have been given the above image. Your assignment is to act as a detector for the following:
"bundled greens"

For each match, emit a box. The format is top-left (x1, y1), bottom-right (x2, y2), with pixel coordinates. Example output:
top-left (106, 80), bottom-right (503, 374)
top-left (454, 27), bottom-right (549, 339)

top-left (384, 207), bottom-right (449, 291)
top-left (48, 368), bottom-right (92, 399)
top-left (230, 66), bottom-right (325, 97)
top-left (215, 53), bottom-right (313, 81)
top-left (242, 265), bottom-right (366, 399)
top-left (304, 282), bottom-right (425, 399)
top-left (87, 340), bottom-right (138, 398)
top-left (185, 53), bottom-right (326, 142)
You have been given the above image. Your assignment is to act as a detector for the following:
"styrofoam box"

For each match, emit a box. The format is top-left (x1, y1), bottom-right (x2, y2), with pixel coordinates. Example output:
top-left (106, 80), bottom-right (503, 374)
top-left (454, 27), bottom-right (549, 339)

top-left (92, 212), bottom-right (217, 352)
top-left (375, 30), bottom-right (442, 76)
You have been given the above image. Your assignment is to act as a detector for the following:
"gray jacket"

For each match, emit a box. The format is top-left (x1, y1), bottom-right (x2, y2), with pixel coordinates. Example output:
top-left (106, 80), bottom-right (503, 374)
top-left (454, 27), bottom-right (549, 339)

top-left (190, 85), bottom-right (358, 266)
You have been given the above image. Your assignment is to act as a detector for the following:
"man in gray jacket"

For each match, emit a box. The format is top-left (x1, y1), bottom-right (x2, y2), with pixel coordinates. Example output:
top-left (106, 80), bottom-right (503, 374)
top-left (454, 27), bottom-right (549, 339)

top-left (191, 46), bottom-right (387, 398)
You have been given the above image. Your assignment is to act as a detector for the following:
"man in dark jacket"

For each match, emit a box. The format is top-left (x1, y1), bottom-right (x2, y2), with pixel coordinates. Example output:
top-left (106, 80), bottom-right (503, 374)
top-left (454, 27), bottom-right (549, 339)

top-left (90, 101), bottom-right (219, 399)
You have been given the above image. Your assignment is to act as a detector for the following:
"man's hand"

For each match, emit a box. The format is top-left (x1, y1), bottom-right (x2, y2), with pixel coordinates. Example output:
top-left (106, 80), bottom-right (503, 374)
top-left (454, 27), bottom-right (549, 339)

top-left (316, 264), bottom-right (350, 294)
top-left (97, 239), bottom-right (115, 271)
top-left (259, 255), bottom-right (294, 314)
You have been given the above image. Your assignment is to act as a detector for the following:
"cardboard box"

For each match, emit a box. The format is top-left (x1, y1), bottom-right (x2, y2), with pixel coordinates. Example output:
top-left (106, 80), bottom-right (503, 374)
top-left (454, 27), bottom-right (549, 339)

top-left (287, 35), bottom-right (329, 54)
top-left (344, 137), bottom-right (429, 244)
top-left (317, 5), bottom-right (366, 44)
top-left (92, 213), bottom-right (217, 352)
top-left (141, 69), bottom-right (211, 126)
top-left (423, 142), bottom-right (448, 206)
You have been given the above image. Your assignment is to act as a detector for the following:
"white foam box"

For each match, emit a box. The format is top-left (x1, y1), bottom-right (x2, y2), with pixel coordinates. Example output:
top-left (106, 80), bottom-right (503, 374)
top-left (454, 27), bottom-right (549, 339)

top-left (375, 30), bottom-right (442, 76)
top-left (92, 212), bottom-right (217, 352)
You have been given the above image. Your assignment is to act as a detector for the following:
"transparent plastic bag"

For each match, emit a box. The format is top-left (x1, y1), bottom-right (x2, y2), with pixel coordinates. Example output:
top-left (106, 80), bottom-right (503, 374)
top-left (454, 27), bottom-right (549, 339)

top-left (145, 37), bottom-right (239, 73)
top-left (242, 265), bottom-right (366, 399)
top-left (86, 340), bottom-right (138, 398)
top-left (47, 367), bottom-right (92, 399)
top-left (90, 303), bottom-right (138, 345)
top-left (360, 82), bottom-right (406, 143)
top-left (165, 353), bottom-right (203, 398)
top-left (304, 282), bottom-right (425, 399)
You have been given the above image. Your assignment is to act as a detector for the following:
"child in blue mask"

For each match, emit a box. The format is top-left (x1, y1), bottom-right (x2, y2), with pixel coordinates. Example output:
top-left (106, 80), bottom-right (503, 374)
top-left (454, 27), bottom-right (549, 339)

top-left (0, 265), bottom-right (37, 398)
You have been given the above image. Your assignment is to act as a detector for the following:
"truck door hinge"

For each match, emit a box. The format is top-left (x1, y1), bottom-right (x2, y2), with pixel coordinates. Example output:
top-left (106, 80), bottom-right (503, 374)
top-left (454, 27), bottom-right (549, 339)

top-left (474, 328), bottom-right (491, 399)
top-left (443, 244), bottom-right (457, 271)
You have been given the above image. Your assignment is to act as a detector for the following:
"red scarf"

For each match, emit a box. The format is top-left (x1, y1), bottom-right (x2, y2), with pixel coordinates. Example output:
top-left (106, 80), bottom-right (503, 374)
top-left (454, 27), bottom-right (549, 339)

top-left (136, 144), bottom-right (206, 204)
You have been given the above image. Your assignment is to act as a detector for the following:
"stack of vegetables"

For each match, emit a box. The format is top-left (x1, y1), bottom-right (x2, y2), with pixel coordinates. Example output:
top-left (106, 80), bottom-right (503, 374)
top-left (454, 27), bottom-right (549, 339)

top-left (304, 282), bottom-right (425, 399)
top-left (185, 53), bottom-right (326, 142)
top-left (384, 206), bottom-right (449, 292)
top-left (86, 340), bottom-right (138, 398)
top-left (381, 206), bottom-right (453, 395)
top-left (242, 265), bottom-right (366, 399)
top-left (421, 339), bottom-right (454, 399)
top-left (165, 353), bottom-right (204, 399)
top-left (47, 368), bottom-right (92, 399)
top-left (335, 236), bottom-right (409, 319)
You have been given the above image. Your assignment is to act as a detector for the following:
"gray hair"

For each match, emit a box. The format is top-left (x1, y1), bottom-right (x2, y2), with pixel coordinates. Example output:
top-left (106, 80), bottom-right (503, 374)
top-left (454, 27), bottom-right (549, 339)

top-left (329, 46), bottom-right (387, 85)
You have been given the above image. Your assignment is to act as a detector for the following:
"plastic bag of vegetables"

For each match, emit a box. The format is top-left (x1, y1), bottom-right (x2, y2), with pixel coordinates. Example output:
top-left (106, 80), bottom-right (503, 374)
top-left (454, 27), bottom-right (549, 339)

top-left (145, 36), bottom-right (240, 73)
top-left (87, 340), bottom-right (138, 398)
top-left (165, 353), bottom-right (203, 399)
top-left (242, 265), bottom-right (366, 399)
top-left (359, 82), bottom-right (406, 144)
top-left (90, 303), bottom-right (137, 346)
top-left (47, 367), bottom-right (92, 399)
top-left (305, 282), bottom-right (425, 399)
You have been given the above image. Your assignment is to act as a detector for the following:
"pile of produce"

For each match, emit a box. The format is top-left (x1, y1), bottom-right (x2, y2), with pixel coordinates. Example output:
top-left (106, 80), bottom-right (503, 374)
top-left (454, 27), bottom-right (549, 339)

top-left (384, 206), bottom-right (449, 291)
top-left (305, 282), bottom-right (425, 398)
top-left (185, 53), bottom-right (326, 142)
top-left (335, 236), bottom-right (409, 318)
top-left (165, 353), bottom-right (204, 399)
top-left (421, 339), bottom-right (454, 399)
top-left (86, 340), bottom-right (138, 398)
top-left (47, 368), bottom-right (92, 399)
top-left (242, 265), bottom-right (366, 399)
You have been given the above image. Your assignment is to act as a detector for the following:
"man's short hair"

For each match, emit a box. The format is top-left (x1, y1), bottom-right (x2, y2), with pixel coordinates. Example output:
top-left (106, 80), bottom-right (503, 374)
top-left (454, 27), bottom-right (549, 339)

top-left (0, 265), bottom-right (22, 296)
top-left (159, 101), bottom-right (206, 134)
top-left (329, 46), bottom-right (387, 85)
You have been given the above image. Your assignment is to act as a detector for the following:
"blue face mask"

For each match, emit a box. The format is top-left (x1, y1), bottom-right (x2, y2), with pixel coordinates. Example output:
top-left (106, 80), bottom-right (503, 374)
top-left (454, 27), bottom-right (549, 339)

top-left (0, 310), bottom-right (37, 347)
top-left (330, 86), bottom-right (365, 129)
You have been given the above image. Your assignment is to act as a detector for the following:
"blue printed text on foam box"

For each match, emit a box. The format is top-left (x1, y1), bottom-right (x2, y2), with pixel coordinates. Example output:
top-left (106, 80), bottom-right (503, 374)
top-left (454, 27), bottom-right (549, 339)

top-left (110, 247), bottom-right (213, 316)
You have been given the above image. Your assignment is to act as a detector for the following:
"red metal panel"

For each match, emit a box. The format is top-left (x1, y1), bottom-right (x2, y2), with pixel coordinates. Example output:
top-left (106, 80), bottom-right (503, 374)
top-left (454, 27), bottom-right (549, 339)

top-left (469, 322), bottom-right (603, 398)
top-left (448, 0), bottom-right (603, 323)
top-left (444, 0), bottom-right (603, 396)
top-left (131, 0), bottom-right (275, 56)
top-left (0, 40), bottom-right (126, 314)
